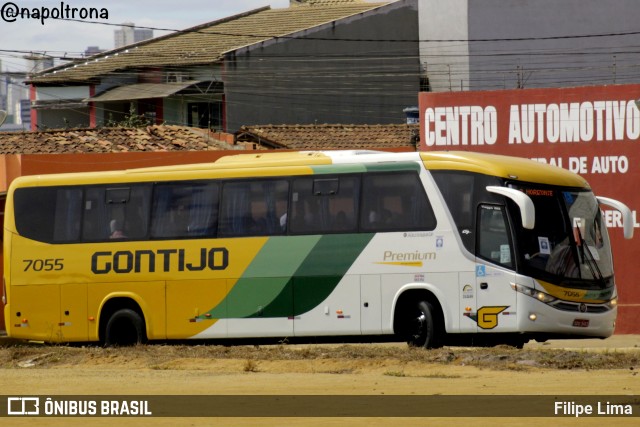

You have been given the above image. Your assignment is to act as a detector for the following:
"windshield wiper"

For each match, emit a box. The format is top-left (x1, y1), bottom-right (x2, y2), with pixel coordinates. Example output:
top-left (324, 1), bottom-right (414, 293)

top-left (574, 223), bottom-right (605, 286)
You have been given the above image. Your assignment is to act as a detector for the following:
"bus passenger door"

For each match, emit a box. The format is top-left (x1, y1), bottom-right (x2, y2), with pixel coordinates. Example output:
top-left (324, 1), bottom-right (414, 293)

top-left (474, 205), bottom-right (518, 332)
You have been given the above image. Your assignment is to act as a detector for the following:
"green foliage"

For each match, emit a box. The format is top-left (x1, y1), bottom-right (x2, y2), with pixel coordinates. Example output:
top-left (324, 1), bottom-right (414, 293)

top-left (105, 103), bottom-right (150, 128)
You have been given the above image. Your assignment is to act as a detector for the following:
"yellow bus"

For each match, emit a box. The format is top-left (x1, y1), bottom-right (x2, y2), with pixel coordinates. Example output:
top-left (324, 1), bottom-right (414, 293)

top-left (2, 151), bottom-right (633, 347)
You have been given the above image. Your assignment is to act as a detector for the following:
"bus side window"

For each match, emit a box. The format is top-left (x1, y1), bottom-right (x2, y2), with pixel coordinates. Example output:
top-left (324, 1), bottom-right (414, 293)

top-left (477, 205), bottom-right (513, 268)
top-left (53, 188), bottom-right (83, 242)
top-left (360, 172), bottom-right (436, 232)
top-left (14, 187), bottom-right (83, 243)
top-left (432, 171), bottom-right (502, 254)
top-left (219, 179), bottom-right (288, 237)
top-left (187, 183), bottom-right (220, 236)
top-left (151, 182), bottom-right (219, 239)
top-left (290, 175), bottom-right (359, 234)
top-left (83, 185), bottom-right (151, 241)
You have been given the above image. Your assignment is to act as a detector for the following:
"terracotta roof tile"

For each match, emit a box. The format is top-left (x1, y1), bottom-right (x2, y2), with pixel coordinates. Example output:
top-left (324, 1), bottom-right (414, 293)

top-left (0, 125), bottom-right (232, 154)
top-left (235, 124), bottom-right (419, 150)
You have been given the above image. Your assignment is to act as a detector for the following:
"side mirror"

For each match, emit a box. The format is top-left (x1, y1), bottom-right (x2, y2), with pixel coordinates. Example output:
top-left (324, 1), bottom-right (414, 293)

top-left (596, 196), bottom-right (634, 239)
top-left (486, 186), bottom-right (535, 229)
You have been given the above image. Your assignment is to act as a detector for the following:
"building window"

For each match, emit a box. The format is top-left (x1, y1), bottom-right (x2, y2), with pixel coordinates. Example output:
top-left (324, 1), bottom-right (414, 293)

top-left (188, 102), bottom-right (221, 129)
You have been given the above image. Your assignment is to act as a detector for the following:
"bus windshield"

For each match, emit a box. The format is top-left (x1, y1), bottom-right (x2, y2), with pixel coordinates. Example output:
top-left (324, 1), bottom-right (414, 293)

top-left (512, 185), bottom-right (613, 286)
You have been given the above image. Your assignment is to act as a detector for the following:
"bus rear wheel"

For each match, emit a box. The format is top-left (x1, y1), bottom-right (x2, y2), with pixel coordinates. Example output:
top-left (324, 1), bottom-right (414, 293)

top-left (104, 308), bottom-right (147, 347)
top-left (407, 300), bottom-right (443, 349)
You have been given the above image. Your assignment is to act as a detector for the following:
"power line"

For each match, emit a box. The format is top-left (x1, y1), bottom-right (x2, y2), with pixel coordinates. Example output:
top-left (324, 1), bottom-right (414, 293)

top-left (3, 16), bottom-right (640, 64)
top-left (5, 13), bottom-right (640, 128)
top-left (60, 17), bottom-right (640, 44)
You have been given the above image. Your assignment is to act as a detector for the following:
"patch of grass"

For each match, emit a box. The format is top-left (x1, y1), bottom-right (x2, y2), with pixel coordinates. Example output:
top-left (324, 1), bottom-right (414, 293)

top-left (1, 338), bottom-right (638, 371)
top-left (243, 359), bottom-right (259, 372)
top-left (323, 368), bottom-right (354, 374)
top-left (383, 370), bottom-right (407, 377)
top-left (149, 364), bottom-right (171, 370)
top-left (418, 373), bottom-right (462, 379)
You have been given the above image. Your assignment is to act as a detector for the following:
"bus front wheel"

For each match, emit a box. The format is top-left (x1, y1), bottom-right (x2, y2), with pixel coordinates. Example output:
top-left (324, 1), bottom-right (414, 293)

top-left (104, 308), bottom-right (147, 347)
top-left (407, 300), bottom-right (443, 349)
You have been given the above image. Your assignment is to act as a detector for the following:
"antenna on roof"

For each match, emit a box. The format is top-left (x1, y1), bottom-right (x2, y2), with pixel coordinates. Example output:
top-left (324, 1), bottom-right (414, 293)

top-left (0, 110), bottom-right (7, 128)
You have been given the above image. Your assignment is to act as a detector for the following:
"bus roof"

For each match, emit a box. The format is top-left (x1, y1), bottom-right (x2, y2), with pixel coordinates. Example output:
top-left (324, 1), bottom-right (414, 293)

top-left (8, 150), bottom-right (589, 189)
top-left (214, 150), bottom-right (589, 188)
top-left (420, 151), bottom-right (589, 188)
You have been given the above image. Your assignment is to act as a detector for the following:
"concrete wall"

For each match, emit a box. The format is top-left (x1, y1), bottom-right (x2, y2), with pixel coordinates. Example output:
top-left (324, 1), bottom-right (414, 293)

top-left (224, 0), bottom-right (419, 132)
top-left (421, 0), bottom-right (640, 91)
top-left (419, 0), bottom-right (469, 92)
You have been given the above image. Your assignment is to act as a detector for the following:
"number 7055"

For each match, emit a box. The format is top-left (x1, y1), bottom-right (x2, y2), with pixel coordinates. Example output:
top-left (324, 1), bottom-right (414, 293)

top-left (23, 259), bottom-right (64, 272)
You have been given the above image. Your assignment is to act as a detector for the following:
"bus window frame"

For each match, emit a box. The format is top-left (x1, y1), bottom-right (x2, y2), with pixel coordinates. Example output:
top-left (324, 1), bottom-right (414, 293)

top-left (149, 180), bottom-right (221, 240)
top-left (218, 177), bottom-right (290, 238)
top-left (12, 169), bottom-right (439, 244)
top-left (476, 203), bottom-right (516, 270)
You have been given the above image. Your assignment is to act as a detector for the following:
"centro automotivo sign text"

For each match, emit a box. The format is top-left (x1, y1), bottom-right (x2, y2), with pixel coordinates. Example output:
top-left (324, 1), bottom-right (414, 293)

top-left (424, 100), bottom-right (640, 146)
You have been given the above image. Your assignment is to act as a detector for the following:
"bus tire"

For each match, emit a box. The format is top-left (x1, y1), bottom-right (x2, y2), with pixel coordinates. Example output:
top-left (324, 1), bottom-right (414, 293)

top-left (104, 308), bottom-right (147, 347)
top-left (407, 300), bottom-right (442, 349)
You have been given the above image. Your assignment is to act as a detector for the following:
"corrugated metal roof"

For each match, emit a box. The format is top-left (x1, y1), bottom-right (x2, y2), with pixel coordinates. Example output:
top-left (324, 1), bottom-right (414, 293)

top-left (85, 81), bottom-right (201, 102)
top-left (30, 3), bottom-right (390, 85)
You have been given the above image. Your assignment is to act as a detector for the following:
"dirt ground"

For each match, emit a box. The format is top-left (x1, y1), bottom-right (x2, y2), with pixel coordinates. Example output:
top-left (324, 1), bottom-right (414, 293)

top-left (0, 334), bottom-right (639, 427)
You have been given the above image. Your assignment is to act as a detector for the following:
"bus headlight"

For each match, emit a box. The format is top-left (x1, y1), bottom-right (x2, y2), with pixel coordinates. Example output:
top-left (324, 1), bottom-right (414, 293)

top-left (606, 297), bottom-right (618, 309)
top-left (511, 283), bottom-right (557, 304)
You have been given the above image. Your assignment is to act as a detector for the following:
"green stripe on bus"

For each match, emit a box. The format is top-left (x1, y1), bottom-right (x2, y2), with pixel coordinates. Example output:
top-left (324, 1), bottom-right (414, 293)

top-left (294, 233), bottom-right (374, 277)
top-left (203, 233), bottom-right (374, 319)
top-left (206, 236), bottom-right (320, 319)
top-left (310, 162), bottom-right (420, 175)
top-left (269, 233), bottom-right (374, 317)
top-left (244, 236), bottom-right (321, 278)
top-left (310, 164), bottom-right (367, 174)
top-left (364, 161), bottom-right (421, 172)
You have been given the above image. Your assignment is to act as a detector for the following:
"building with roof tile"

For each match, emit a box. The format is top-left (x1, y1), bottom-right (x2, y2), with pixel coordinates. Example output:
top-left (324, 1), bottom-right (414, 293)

top-left (0, 125), bottom-right (236, 155)
top-left (235, 123), bottom-right (418, 150)
top-left (29, 0), bottom-right (418, 133)
top-left (0, 122), bottom-right (417, 156)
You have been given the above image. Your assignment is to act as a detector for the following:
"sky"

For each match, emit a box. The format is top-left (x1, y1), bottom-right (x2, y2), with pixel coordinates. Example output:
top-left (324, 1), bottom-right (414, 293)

top-left (0, 0), bottom-right (290, 73)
